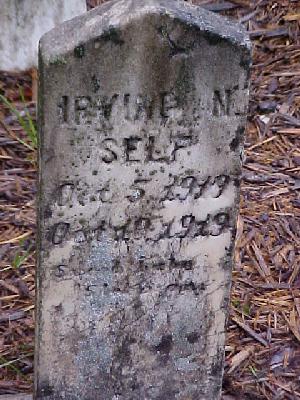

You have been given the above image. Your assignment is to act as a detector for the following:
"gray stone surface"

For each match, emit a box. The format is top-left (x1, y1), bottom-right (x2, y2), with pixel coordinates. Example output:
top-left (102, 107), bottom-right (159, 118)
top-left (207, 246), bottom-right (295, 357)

top-left (0, 396), bottom-right (32, 400)
top-left (36, 0), bottom-right (250, 399)
top-left (0, 0), bottom-right (86, 71)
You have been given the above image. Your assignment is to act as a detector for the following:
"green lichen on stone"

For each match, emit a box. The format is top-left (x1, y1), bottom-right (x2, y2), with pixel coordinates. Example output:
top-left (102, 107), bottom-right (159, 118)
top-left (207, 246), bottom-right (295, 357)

top-left (49, 56), bottom-right (67, 65)
top-left (74, 45), bottom-right (85, 58)
top-left (102, 26), bottom-right (124, 45)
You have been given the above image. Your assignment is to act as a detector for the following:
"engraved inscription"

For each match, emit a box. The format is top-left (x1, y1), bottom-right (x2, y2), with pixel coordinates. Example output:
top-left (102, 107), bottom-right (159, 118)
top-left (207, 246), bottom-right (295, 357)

top-left (98, 135), bottom-right (193, 164)
top-left (57, 184), bottom-right (74, 206)
top-left (52, 222), bottom-right (70, 245)
top-left (58, 96), bottom-right (69, 123)
top-left (212, 86), bottom-right (246, 116)
top-left (75, 94), bottom-right (119, 126)
top-left (54, 265), bottom-right (67, 278)
top-left (53, 174), bottom-right (231, 208)
top-left (38, 3), bottom-right (250, 399)
top-left (50, 209), bottom-right (232, 246)
top-left (162, 174), bottom-right (229, 201)
top-left (57, 88), bottom-right (245, 127)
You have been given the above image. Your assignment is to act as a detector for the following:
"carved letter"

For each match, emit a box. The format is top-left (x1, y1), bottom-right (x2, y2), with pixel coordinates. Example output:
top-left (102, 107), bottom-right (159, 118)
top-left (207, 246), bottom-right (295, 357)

top-left (75, 96), bottom-right (92, 125)
top-left (52, 223), bottom-right (70, 245)
top-left (57, 184), bottom-right (74, 206)
top-left (101, 139), bottom-right (119, 163)
top-left (124, 137), bottom-right (143, 162)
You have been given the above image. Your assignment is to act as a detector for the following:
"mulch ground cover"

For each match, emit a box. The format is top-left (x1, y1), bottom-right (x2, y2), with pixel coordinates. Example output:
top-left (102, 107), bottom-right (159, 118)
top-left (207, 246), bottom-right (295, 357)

top-left (0, 1), bottom-right (299, 399)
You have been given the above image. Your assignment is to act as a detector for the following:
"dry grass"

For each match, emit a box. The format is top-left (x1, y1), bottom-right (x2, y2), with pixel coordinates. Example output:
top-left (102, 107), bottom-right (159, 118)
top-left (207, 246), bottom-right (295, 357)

top-left (0, 1), bottom-right (300, 398)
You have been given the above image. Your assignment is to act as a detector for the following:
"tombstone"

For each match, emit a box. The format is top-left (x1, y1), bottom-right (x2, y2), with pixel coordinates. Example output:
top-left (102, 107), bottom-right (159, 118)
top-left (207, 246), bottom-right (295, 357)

top-left (0, 0), bottom-right (86, 71)
top-left (36, 0), bottom-right (250, 399)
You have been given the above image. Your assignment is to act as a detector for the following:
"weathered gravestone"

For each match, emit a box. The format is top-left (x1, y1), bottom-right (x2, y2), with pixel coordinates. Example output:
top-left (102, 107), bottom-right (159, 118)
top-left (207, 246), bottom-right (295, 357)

top-left (36, 0), bottom-right (250, 398)
top-left (0, 0), bottom-right (86, 71)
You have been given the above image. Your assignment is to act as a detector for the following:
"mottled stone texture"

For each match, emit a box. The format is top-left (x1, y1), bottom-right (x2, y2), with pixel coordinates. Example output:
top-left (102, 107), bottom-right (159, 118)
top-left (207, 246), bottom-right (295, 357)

top-left (36, 1), bottom-right (250, 399)
top-left (0, 396), bottom-right (32, 400)
top-left (0, 0), bottom-right (86, 71)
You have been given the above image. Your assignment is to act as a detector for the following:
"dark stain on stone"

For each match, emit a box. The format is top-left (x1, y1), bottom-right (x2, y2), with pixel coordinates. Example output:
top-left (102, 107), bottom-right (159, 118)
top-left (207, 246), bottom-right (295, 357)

top-left (230, 136), bottom-right (239, 151)
top-left (74, 44), bottom-right (85, 58)
top-left (175, 60), bottom-right (193, 106)
top-left (202, 30), bottom-right (227, 46)
top-left (43, 205), bottom-right (52, 219)
top-left (55, 302), bottom-right (63, 312)
top-left (186, 331), bottom-right (200, 344)
top-left (221, 288), bottom-right (231, 311)
top-left (158, 26), bottom-right (188, 57)
top-left (155, 383), bottom-right (180, 400)
top-left (230, 125), bottom-right (245, 151)
top-left (37, 382), bottom-right (54, 397)
top-left (240, 54), bottom-right (251, 70)
top-left (211, 351), bottom-right (224, 376)
top-left (155, 334), bottom-right (173, 354)
top-left (102, 26), bottom-right (124, 45)
top-left (130, 381), bottom-right (140, 392)
top-left (118, 336), bottom-right (136, 365)
top-left (91, 75), bottom-right (100, 92)
top-left (233, 177), bottom-right (240, 188)
top-left (210, 350), bottom-right (224, 396)
top-left (240, 49), bottom-right (252, 82)
top-left (219, 248), bottom-right (234, 272)
top-left (110, 335), bottom-right (140, 397)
